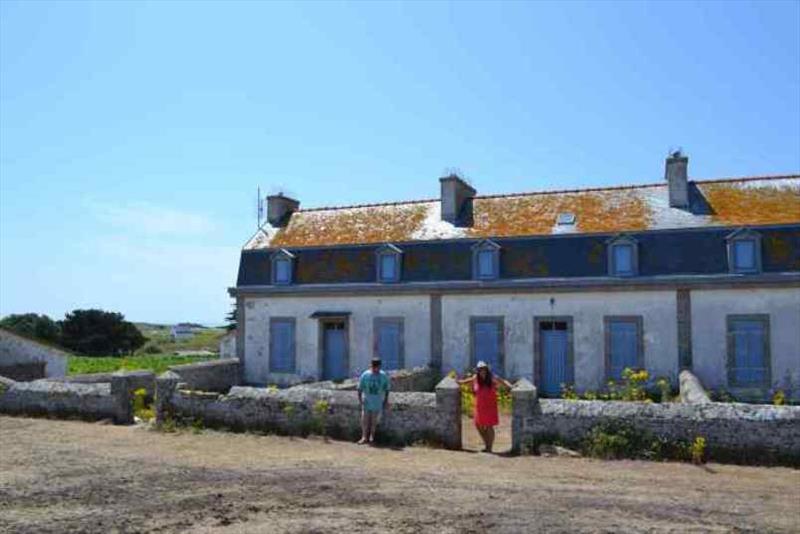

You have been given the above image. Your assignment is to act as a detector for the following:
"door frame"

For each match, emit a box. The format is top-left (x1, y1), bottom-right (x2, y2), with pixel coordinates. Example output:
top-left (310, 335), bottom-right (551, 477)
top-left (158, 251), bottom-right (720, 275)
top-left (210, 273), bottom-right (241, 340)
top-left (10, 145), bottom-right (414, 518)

top-left (533, 316), bottom-right (575, 395)
top-left (317, 317), bottom-right (350, 380)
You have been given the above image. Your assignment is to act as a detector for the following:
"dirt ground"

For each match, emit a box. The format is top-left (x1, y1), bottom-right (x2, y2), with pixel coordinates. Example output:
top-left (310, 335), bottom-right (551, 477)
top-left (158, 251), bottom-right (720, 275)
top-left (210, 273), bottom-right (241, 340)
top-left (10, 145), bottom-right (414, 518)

top-left (1, 416), bottom-right (798, 534)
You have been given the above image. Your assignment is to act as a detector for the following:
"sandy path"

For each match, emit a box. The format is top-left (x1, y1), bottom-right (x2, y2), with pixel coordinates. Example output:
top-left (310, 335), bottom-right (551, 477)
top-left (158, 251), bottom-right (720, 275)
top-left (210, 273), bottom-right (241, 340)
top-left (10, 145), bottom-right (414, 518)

top-left (1, 416), bottom-right (798, 533)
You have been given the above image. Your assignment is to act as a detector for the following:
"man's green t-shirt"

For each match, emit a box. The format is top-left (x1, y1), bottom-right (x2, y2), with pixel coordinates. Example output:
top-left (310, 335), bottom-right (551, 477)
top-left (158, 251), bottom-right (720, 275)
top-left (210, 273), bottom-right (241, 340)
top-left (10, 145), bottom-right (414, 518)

top-left (358, 370), bottom-right (390, 412)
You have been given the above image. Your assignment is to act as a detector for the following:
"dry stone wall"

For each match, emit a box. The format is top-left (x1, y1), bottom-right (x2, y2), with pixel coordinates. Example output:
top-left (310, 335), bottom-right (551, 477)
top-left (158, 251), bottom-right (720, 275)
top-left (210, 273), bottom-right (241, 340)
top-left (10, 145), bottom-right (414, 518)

top-left (156, 374), bottom-right (462, 448)
top-left (169, 359), bottom-right (241, 393)
top-left (0, 371), bottom-right (139, 424)
top-left (512, 378), bottom-right (800, 465)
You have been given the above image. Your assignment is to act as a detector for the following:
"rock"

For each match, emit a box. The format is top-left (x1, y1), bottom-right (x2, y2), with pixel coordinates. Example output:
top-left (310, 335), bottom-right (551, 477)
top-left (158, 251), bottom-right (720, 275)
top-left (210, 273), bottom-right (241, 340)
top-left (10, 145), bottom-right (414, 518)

top-left (539, 444), bottom-right (581, 458)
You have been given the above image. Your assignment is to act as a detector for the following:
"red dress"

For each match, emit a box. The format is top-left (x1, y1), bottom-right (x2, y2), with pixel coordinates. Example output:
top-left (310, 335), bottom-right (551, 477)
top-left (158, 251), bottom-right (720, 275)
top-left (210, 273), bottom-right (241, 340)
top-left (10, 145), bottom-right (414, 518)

top-left (473, 380), bottom-right (499, 426)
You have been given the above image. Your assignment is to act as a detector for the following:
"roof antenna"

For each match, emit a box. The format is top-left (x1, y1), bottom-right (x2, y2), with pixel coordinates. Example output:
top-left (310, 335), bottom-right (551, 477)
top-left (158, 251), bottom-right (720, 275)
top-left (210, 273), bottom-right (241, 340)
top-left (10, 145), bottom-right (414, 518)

top-left (256, 186), bottom-right (264, 229)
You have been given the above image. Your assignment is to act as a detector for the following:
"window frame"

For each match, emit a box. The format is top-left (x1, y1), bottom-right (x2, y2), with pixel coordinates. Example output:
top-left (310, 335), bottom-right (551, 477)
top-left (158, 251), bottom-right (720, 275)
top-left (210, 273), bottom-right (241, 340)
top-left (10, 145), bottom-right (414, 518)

top-left (270, 248), bottom-right (295, 285)
top-left (471, 239), bottom-right (501, 281)
top-left (726, 228), bottom-right (762, 274)
top-left (375, 243), bottom-right (402, 283)
top-left (269, 317), bottom-right (297, 374)
top-left (603, 315), bottom-right (644, 381)
top-left (606, 234), bottom-right (639, 277)
top-left (726, 314), bottom-right (771, 389)
top-left (372, 317), bottom-right (405, 370)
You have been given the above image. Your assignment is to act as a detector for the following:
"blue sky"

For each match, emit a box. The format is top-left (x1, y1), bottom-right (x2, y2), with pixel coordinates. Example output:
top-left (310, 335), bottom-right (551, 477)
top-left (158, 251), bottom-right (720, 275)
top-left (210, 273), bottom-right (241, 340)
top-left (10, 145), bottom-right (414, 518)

top-left (1, 1), bottom-right (798, 325)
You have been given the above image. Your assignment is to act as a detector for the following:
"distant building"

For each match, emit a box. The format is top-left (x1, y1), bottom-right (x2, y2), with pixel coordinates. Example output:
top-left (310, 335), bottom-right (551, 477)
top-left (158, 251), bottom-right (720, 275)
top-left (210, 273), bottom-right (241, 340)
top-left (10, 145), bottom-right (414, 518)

top-left (170, 324), bottom-right (195, 342)
top-left (230, 153), bottom-right (800, 400)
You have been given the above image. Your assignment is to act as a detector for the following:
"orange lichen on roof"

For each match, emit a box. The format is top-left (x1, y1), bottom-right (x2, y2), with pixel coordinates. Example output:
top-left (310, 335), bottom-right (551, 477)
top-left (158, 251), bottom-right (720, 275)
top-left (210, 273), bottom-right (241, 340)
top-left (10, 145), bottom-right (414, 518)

top-left (270, 203), bottom-right (428, 247)
top-left (700, 182), bottom-right (800, 226)
top-left (468, 189), bottom-right (651, 238)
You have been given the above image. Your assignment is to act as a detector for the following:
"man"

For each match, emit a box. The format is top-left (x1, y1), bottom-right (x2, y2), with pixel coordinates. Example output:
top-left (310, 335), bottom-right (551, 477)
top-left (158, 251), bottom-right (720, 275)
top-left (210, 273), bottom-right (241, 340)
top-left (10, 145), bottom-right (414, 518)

top-left (357, 358), bottom-right (390, 445)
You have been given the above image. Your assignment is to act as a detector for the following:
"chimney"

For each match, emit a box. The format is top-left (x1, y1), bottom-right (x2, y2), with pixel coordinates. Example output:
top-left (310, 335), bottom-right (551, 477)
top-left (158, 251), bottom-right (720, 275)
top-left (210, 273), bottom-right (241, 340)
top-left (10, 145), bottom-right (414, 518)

top-left (665, 150), bottom-right (689, 209)
top-left (266, 193), bottom-right (300, 227)
top-left (440, 174), bottom-right (476, 226)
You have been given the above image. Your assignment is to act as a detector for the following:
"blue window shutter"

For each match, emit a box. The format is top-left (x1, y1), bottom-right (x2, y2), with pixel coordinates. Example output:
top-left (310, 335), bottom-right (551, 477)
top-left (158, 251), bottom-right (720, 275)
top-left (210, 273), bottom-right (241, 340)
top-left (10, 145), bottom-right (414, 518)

top-left (732, 319), bottom-right (766, 385)
top-left (478, 250), bottom-right (494, 278)
top-left (274, 259), bottom-right (291, 283)
top-left (608, 321), bottom-right (638, 379)
top-left (380, 254), bottom-right (396, 281)
top-left (613, 245), bottom-right (633, 275)
top-left (270, 320), bottom-right (295, 373)
top-left (377, 322), bottom-right (402, 370)
top-left (734, 240), bottom-right (755, 271)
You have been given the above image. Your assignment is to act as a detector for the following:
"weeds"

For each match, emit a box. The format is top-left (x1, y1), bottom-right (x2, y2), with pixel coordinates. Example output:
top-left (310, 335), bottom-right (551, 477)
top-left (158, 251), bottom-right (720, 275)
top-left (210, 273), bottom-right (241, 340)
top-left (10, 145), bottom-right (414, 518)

top-left (691, 436), bottom-right (707, 464)
top-left (312, 399), bottom-right (329, 436)
top-left (773, 390), bottom-right (786, 406)
top-left (132, 388), bottom-right (154, 421)
top-left (561, 368), bottom-right (673, 402)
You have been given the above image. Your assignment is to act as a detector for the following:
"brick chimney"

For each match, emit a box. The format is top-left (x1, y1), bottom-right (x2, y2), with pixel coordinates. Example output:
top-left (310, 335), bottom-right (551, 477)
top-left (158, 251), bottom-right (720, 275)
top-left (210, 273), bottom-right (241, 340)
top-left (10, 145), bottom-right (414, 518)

top-left (266, 193), bottom-right (299, 227)
top-left (665, 151), bottom-right (689, 209)
top-left (440, 174), bottom-right (476, 226)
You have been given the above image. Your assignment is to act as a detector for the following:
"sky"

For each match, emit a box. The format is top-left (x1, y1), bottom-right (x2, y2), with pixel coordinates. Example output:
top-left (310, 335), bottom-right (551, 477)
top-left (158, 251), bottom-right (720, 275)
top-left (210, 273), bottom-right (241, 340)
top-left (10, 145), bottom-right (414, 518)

top-left (1, 1), bottom-right (799, 326)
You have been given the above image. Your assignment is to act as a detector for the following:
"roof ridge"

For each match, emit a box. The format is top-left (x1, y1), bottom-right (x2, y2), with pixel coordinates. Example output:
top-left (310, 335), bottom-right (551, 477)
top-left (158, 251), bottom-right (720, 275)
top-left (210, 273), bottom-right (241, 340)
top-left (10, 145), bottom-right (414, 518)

top-left (295, 173), bottom-right (800, 213)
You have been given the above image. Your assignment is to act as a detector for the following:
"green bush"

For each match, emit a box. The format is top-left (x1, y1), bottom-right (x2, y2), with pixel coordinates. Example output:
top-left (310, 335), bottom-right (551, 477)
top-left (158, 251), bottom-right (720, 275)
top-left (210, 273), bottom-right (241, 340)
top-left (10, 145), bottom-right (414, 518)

top-left (140, 343), bottom-right (163, 355)
top-left (582, 422), bottom-right (694, 462)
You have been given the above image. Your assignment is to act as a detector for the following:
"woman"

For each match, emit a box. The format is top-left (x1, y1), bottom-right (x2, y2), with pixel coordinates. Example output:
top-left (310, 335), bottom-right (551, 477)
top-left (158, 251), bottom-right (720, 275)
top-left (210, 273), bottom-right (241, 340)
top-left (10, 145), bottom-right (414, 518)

top-left (457, 361), bottom-right (513, 453)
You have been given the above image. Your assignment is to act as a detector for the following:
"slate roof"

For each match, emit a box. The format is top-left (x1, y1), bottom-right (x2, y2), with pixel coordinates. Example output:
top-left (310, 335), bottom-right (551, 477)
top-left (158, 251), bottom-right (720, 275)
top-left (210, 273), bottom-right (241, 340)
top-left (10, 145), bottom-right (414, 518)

top-left (244, 175), bottom-right (800, 250)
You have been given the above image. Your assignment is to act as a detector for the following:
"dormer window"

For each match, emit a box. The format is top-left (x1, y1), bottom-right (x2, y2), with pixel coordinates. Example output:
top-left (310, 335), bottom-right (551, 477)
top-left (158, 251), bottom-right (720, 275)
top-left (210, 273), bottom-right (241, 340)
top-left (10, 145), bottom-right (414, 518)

top-left (607, 235), bottom-right (638, 277)
top-left (727, 228), bottom-right (761, 274)
top-left (376, 244), bottom-right (402, 283)
top-left (271, 249), bottom-right (295, 285)
top-left (472, 239), bottom-right (501, 280)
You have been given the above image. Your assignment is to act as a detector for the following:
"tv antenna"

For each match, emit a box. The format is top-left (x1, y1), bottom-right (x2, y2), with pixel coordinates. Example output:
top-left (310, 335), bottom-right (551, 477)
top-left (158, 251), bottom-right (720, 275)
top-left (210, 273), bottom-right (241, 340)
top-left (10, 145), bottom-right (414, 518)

top-left (256, 186), bottom-right (264, 229)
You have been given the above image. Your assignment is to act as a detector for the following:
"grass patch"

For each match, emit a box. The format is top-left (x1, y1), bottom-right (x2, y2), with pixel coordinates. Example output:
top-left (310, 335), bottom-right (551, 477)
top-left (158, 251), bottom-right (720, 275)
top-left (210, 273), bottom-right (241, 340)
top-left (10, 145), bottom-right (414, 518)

top-left (68, 353), bottom-right (216, 375)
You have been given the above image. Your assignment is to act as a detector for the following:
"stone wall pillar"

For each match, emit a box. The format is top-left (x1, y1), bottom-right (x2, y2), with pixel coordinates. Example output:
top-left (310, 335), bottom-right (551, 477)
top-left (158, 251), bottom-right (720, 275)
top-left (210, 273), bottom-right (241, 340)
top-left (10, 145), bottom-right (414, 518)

top-left (435, 376), bottom-right (462, 450)
top-left (155, 371), bottom-right (181, 424)
top-left (511, 378), bottom-right (538, 453)
top-left (110, 372), bottom-right (135, 424)
top-left (679, 370), bottom-right (711, 404)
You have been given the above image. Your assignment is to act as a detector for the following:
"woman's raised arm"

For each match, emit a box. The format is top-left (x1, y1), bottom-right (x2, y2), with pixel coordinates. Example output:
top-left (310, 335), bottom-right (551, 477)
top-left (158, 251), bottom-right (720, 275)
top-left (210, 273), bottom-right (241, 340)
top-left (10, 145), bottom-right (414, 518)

top-left (456, 375), bottom-right (475, 386)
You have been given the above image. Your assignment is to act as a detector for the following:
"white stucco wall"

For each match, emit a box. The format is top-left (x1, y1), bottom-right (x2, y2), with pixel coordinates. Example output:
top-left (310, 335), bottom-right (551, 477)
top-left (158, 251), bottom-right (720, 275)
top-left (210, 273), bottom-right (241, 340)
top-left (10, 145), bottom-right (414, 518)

top-left (691, 288), bottom-right (800, 397)
top-left (0, 328), bottom-right (68, 378)
top-left (243, 295), bottom-right (430, 385)
top-left (441, 291), bottom-right (678, 391)
top-left (219, 331), bottom-right (236, 359)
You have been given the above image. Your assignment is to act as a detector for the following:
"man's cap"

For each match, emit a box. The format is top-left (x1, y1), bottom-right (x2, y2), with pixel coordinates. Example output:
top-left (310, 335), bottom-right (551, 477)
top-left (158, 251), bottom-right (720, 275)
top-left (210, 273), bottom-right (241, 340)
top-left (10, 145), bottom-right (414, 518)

top-left (370, 358), bottom-right (382, 366)
top-left (476, 360), bottom-right (488, 369)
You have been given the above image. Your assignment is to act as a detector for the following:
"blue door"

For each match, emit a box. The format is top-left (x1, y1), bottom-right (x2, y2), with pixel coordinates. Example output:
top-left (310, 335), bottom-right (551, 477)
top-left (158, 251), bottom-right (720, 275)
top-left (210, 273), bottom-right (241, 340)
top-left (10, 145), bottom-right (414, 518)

top-left (472, 320), bottom-right (502, 373)
top-left (322, 322), bottom-right (347, 380)
top-left (731, 319), bottom-right (767, 386)
top-left (540, 322), bottom-right (570, 396)
top-left (376, 321), bottom-right (402, 370)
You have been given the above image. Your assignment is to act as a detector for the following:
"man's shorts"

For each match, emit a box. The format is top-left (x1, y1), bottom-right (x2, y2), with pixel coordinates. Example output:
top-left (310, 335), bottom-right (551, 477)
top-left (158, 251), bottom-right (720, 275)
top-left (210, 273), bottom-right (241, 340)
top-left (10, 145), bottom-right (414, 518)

top-left (361, 408), bottom-right (382, 426)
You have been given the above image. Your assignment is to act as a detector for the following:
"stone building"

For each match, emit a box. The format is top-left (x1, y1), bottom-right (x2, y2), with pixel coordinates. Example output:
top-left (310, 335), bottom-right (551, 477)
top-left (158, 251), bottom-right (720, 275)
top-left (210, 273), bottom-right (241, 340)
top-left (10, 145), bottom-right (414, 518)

top-left (230, 153), bottom-right (800, 400)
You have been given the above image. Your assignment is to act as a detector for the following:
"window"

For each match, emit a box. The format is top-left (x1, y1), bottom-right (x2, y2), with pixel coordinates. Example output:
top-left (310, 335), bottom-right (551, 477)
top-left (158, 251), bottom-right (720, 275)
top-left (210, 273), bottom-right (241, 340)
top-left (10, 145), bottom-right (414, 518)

top-left (374, 318), bottom-right (404, 370)
top-left (271, 249), bottom-right (295, 285)
top-left (726, 228), bottom-right (762, 274)
top-left (471, 239), bottom-right (500, 280)
top-left (556, 212), bottom-right (576, 225)
top-left (727, 315), bottom-right (770, 388)
top-left (470, 317), bottom-right (504, 373)
top-left (375, 244), bottom-right (402, 283)
top-left (269, 318), bottom-right (296, 373)
top-left (606, 235), bottom-right (638, 277)
top-left (605, 316), bottom-right (643, 380)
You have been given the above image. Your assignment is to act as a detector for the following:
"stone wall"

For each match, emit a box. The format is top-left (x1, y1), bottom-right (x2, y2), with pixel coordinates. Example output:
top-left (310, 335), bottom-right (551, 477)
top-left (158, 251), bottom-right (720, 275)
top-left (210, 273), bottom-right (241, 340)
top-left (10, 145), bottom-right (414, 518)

top-left (512, 379), bottom-right (800, 465)
top-left (0, 328), bottom-right (68, 379)
top-left (156, 374), bottom-right (461, 448)
top-left (49, 370), bottom-right (156, 400)
top-left (168, 359), bottom-right (241, 393)
top-left (300, 366), bottom-right (440, 393)
top-left (0, 372), bottom-right (139, 424)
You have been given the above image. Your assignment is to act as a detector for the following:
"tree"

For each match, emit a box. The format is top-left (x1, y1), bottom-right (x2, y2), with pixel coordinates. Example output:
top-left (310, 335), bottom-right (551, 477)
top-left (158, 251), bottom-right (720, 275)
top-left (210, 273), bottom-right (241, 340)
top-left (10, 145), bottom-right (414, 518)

top-left (59, 309), bottom-right (146, 356)
top-left (225, 301), bottom-right (237, 332)
top-left (0, 313), bottom-right (61, 344)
